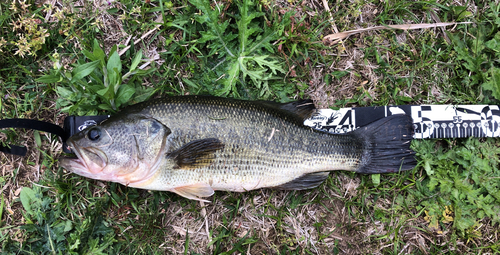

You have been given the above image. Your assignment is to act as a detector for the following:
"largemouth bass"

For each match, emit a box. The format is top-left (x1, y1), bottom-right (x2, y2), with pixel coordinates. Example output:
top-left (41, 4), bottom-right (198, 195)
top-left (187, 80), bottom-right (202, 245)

top-left (60, 96), bottom-right (416, 201)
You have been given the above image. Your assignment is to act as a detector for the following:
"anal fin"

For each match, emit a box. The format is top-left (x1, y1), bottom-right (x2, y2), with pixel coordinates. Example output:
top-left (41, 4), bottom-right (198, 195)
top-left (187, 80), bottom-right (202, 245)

top-left (171, 183), bottom-right (214, 202)
top-left (274, 172), bottom-right (330, 190)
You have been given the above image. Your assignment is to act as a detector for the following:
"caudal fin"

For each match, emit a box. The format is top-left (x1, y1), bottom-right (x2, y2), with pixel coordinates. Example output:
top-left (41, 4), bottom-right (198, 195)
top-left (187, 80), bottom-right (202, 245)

top-left (353, 115), bottom-right (416, 174)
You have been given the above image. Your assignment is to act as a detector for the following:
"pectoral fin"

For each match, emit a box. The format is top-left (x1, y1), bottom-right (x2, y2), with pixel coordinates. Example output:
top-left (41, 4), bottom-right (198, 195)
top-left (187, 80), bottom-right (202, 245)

top-left (171, 183), bottom-right (214, 202)
top-left (167, 138), bottom-right (225, 169)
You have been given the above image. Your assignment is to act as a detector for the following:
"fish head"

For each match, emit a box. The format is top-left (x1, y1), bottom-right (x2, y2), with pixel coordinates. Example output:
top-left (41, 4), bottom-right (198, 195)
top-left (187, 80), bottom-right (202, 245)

top-left (61, 114), bottom-right (171, 185)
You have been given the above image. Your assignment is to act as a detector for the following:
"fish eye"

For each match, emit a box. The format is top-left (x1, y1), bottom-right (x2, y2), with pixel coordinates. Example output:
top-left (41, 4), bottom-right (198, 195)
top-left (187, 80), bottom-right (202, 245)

top-left (88, 127), bottom-right (101, 141)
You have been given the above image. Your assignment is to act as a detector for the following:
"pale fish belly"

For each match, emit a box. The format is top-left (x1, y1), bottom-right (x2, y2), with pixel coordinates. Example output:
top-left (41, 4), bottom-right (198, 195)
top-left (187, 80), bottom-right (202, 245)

top-left (136, 145), bottom-right (361, 192)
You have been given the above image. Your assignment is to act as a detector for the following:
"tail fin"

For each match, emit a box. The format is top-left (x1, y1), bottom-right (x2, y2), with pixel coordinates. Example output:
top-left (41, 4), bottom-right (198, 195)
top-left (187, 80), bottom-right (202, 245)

top-left (353, 115), bottom-right (416, 174)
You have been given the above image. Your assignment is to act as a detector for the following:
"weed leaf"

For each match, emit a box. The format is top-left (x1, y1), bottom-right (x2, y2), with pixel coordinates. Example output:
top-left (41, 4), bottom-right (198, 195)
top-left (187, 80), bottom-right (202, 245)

top-left (107, 50), bottom-right (122, 89)
top-left (130, 50), bottom-right (143, 71)
top-left (190, 0), bottom-right (234, 57)
top-left (220, 61), bottom-right (240, 96)
top-left (189, 0), bottom-right (284, 97)
top-left (236, 0), bottom-right (264, 54)
top-left (71, 60), bottom-right (100, 82)
top-left (36, 74), bottom-right (62, 83)
top-left (415, 138), bottom-right (500, 233)
top-left (116, 84), bottom-right (136, 106)
top-left (92, 39), bottom-right (106, 63)
top-left (20, 187), bottom-right (36, 215)
top-left (482, 68), bottom-right (500, 99)
top-left (252, 55), bottom-right (284, 74)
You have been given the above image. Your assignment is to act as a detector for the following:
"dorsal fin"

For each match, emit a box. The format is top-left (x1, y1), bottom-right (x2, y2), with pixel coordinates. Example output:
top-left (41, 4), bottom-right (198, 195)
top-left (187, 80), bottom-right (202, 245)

top-left (257, 99), bottom-right (316, 121)
top-left (167, 138), bottom-right (225, 169)
top-left (279, 100), bottom-right (316, 120)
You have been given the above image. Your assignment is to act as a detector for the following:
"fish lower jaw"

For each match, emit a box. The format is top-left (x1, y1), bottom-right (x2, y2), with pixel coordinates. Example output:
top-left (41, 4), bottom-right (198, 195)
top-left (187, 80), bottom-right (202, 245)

top-left (60, 158), bottom-right (90, 177)
top-left (121, 168), bottom-right (162, 189)
top-left (62, 160), bottom-right (132, 185)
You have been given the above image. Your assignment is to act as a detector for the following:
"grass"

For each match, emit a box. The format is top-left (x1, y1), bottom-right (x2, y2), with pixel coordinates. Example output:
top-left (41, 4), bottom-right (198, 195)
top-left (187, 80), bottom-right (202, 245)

top-left (1, 0), bottom-right (500, 254)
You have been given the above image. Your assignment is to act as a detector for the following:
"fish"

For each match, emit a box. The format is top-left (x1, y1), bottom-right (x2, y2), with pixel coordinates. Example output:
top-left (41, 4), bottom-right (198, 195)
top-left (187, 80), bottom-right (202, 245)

top-left (60, 96), bottom-right (416, 202)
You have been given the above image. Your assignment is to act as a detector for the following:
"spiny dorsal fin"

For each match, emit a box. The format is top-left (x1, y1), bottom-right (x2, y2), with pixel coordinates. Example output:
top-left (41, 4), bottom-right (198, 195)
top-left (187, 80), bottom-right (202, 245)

top-left (257, 99), bottom-right (316, 121)
top-left (167, 138), bottom-right (225, 169)
top-left (274, 172), bottom-right (330, 190)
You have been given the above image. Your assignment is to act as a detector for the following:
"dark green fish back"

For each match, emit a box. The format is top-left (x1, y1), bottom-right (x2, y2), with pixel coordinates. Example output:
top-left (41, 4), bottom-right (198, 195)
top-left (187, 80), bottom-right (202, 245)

top-left (135, 95), bottom-right (362, 160)
top-left (134, 95), bottom-right (316, 125)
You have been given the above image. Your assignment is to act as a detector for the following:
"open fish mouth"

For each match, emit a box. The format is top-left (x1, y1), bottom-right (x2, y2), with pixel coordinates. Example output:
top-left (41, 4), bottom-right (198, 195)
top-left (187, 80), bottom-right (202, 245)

top-left (60, 141), bottom-right (108, 178)
top-left (59, 155), bottom-right (92, 178)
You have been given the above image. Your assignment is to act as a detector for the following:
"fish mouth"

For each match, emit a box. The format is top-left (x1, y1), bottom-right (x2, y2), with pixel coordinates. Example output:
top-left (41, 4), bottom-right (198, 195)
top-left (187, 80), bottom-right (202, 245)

top-left (60, 156), bottom-right (90, 177)
top-left (60, 141), bottom-right (108, 177)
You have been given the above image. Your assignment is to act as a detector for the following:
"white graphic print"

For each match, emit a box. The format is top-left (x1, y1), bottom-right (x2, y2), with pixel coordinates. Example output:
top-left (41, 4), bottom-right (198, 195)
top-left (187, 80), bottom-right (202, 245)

top-left (304, 105), bottom-right (500, 139)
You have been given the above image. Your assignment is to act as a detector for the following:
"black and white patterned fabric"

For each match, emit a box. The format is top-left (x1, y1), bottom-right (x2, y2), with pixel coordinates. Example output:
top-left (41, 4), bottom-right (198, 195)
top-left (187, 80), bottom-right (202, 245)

top-left (304, 105), bottom-right (500, 139)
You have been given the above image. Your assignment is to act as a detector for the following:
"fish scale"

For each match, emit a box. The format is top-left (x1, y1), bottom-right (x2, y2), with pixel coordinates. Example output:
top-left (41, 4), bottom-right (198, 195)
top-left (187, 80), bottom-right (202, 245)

top-left (134, 97), bottom-right (364, 191)
top-left (60, 96), bottom-right (416, 201)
